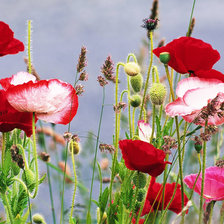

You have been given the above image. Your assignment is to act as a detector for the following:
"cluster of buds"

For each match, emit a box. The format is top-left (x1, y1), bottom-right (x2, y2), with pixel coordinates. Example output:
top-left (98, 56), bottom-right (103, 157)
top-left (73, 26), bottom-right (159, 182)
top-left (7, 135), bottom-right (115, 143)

top-left (142, 18), bottom-right (159, 32)
top-left (215, 158), bottom-right (224, 168)
top-left (200, 125), bottom-right (218, 142)
top-left (97, 75), bottom-right (108, 87)
top-left (10, 145), bottom-right (24, 169)
top-left (39, 152), bottom-right (50, 163)
top-left (99, 143), bottom-right (115, 154)
top-left (113, 102), bottom-right (127, 113)
top-left (75, 84), bottom-right (85, 96)
top-left (77, 46), bottom-right (87, 73)
top-left (101, 56), bottom-right (116, 83)
top-left (162, 136), bottom-right (177, 154)
top-left (79, 70), bottom-right (88, 81)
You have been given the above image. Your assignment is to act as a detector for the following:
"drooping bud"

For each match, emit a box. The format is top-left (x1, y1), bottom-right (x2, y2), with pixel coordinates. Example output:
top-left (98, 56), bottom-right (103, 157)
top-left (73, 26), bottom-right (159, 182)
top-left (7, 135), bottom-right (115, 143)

top-left (159, 52), bottom-right (170, 64)
top-left (32, 213), bottom-right (46, 224)
top-left (149, 83), bottom-right (166, 105)
top-left (130, 95), bottom-right (142, 107)
top-left (130, 73), bottom-right (143, 92)
top-left (133, 172), bottom-right (147, 189)
top-left (22, 169), bottom-right (35, 192)
top-left (124, 62), bottom-right (140, 76)
top-left (69, 140), bottom-right (80, 155)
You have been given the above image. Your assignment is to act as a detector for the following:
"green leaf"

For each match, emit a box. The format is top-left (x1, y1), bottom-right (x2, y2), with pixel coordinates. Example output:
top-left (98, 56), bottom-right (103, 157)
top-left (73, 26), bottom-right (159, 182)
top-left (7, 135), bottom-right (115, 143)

top-left (163, 118), bottom-right (174, 136)
top-left (3, 149), bottom-right (12, 177)
top-left (99, 187), bottom-right (109, 213)
top-left (97, 162), bottom-right (102, 196)
top-left (86, 211), bottom-right (91, 224)
top-left (155, 115), bottom-right (162, 138)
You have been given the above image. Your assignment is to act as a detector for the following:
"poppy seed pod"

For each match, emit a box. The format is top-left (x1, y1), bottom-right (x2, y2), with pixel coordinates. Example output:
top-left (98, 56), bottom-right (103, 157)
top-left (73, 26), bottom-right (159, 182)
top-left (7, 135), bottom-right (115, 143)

top-left (137, 188), bottom-right (146, 202)
top-left (32, 213), bottom-right (46, 224)
top-left (159, 52), bottom-right (170, 64)
top-left (130, 95), bottom-right (142, 107)
top-left (124, 62), bottom-right (141, 76)
top-left (130, 73), bottom-right (143, 92)
top-left (133, 172), bottom-right (147, 189)
top-left (149, 83), bottom-right (167, 105)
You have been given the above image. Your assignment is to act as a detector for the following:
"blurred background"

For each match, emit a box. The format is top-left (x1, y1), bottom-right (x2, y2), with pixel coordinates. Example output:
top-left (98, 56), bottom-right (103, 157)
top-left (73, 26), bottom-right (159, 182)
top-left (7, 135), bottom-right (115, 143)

top-left (0, 0), bottom-right (224, 223)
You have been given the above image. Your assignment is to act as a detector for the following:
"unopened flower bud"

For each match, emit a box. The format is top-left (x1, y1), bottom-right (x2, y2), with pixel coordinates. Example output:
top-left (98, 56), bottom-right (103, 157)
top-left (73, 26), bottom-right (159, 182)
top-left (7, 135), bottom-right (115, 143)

top-left (194, 144), bottom-right (202, 153)
top-left (149, 83), bottom-right (166, 105)
top-left (124, 62), bottom-right (140, 76)
top-left (69, 140), bottom-right (80, 155)
top-left (136, 188), bottom-right (146, 202)
top-left (32, 213), bottom-right (46, 224)
top-left (133, 172), bottom-right (147, 189)
top-left (159, 52), bottom-right (170, 64)
top-left (130, 95), bottom-right (142, 107)
top-left (22, 169), bottom-right (35, 191)
top-left (97, 207), bottom-right (107, 224)
top-left (130, 73), bottom-right (143, 92)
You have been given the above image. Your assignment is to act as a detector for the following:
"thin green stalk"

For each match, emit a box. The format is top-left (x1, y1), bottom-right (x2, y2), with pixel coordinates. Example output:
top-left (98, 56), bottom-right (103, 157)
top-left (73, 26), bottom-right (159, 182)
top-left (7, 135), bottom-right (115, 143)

top-left (87, 86), bottom-right (105, 220)
top-left (109, 62), bottom-right (124, 202)
top-left (69, 143), bottom-right (78, 222)
top-left (181, 122), bottom-right (188, 162)
top-left (165, 65), bottom-right (185, 210)
top-left (132, 107), bottom-right (136, 136)
top-left (139, 31), bottom-right (153, 121)
top-left (127, 53), bottom-right (137, 63)
top-left (27, 20), bottom-right (32, 74)
top-left (208, 201), bottom-right (215, 224)
top-left (220, 202), bottom-right (224, 224)
top-left (127, 76), bottom-right (132, 138)
top-left (31, 112), bottom-right (39, 199)
top-left (2, 192), bottom-right (14, 224)
top-left (2, 133), bottom-right (6, 168)
top-left (150, 104), bottom-right (156, 143)
top-left (186, 0), bottom-right (197, 37)
top-left (199, 120), bottom-right (208, 224)
top-left (39, 122), bottom-right (56, 224)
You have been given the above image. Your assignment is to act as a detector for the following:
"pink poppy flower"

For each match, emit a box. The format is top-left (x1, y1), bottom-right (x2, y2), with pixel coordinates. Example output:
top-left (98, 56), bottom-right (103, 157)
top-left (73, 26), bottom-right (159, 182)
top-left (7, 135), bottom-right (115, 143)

top-left (165, 77), bottom-right (224, 125)
top-left (184, 166), bottom-right (224, 202)
top-left (138, 120), bottom-right (153, 142)
top-left (2, 72), bottom-right (78, 125)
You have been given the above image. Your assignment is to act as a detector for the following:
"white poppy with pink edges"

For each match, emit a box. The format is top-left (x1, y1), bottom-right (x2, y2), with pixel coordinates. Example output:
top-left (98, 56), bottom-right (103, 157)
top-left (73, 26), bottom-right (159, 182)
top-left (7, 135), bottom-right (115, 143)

top-left (137, 120), bottom-right (153, 142)
top-left (165, 77), bottom-right (224, 125)
top-left (1, 72), bottom-right (78, 125)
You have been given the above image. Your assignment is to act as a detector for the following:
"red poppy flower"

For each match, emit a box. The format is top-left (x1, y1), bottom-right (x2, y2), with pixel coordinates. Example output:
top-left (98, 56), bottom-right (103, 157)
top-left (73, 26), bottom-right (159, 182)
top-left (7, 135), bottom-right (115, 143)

top-left (141, 177), bottom-right (189, 216)
top-left (192, 69), bottom-right (224, 82)
top-left (119, 139), bottom-right (171, 177)
top-left (153, 37), bottom-right (220, 75)
top-left (0, 89), bottom-right (33, 136)
top-left (2, 72), bottom-right (78, 125)
top-left (0, 21), bottom-right (24, 56)
top-left (131, 218), bottom-right (145, 224)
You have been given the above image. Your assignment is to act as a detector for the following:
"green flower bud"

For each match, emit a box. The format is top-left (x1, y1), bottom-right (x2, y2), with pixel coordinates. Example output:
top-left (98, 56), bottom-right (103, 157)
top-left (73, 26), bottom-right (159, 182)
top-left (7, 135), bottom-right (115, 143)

top-left (32, 213), bottom-right (46, 224)
top-left (96, 207), bottom-right (107, 224)
top-left (124, 62), bottom-right (141, 76)
top-left (130, 95), bottom-right (142, 107)
top-left (133, 172), bottom-right (147, 189)
top-left (22, 169), bottom-right (35, 191)
top-left (11, 162), bottom-right (20, 176)
top-left (69, 140), bottom-right (80, 155)
top-left (130, 73), bottom-right (143, 92)
top-left (149, 83), bottom-right (167, 105)
top-left (159, 52), bottom-right (170, 64)
top-left (136, 188), bottom-right (146, 202)
top-left (195, 144), bottom-right (202, 153)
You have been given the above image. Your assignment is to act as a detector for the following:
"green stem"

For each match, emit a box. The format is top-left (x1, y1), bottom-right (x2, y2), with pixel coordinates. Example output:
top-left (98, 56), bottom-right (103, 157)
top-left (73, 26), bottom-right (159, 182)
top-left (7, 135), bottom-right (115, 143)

top-left (31, 112), bottom-right (39, 199)
top-left (69, 143), bottom-right (78, 222)
top-left (165, 65), bottom-right (185, 210)
top-left (16, 144), bottom-right (29, 170)
top-left (150, 104), bottom-right (156, 143)
top-left (186, 0), bottom-right (197, 37)
top-left (132, 107), bottom-right (136, 137)
top-left (127, 76), bottom-right (132, 139)
top-left (109, 63), bottom-right (124, 202)
top-left (87, 86), bottom-right (105, 219)
top-left (139, 31), bottom-right (153, 121)
top-left (199, 120), bottom-right (208, 224)
top-left (27, 20), bottom-right (32, 74)
top-left (39, 122), bottom-right (56, 224)
top-left (2, 132), bottom-right (6, 168)
top-left (127, 53), bottom-right (137, 63)
top-left (2, 192), bottom-right (14, 224)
